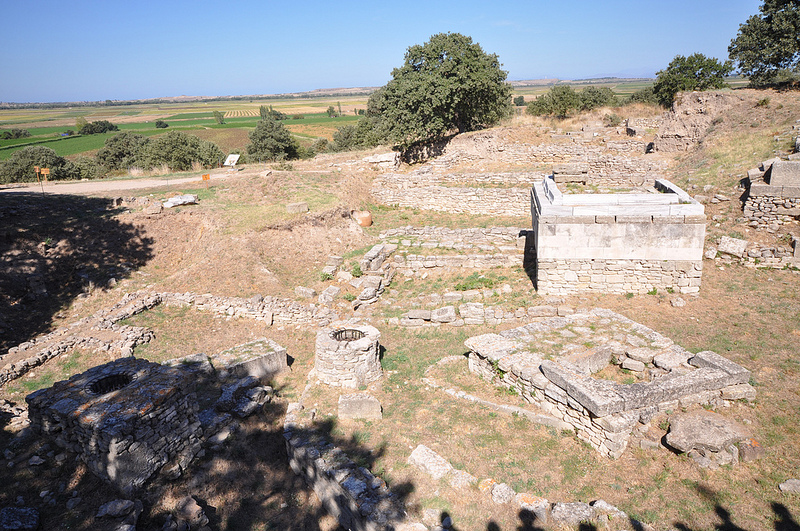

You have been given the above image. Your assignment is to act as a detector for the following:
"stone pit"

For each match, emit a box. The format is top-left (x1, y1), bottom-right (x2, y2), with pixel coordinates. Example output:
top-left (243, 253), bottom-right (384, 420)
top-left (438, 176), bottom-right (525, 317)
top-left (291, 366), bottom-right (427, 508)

top-left (465, 309), bottom-right (755, 458)
top-left (315, 324), bottom-right (382, 388)
top-left (26, 357), bottom-right (203, 494)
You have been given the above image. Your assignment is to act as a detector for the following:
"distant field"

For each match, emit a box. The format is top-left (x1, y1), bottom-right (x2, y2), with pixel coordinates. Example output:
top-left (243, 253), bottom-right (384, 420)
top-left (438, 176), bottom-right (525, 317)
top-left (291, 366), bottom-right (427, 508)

top-left (0, 95), bottom-right (370, 160)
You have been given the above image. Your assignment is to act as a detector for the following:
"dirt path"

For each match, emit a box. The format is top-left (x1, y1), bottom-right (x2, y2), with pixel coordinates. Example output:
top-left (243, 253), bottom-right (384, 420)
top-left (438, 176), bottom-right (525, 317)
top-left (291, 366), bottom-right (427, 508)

top-left (0, 169), bottom-right (251, 196)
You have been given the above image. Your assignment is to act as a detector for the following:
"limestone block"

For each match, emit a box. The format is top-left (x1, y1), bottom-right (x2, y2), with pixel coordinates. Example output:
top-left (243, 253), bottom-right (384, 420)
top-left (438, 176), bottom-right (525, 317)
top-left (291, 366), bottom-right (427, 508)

top-left (407, 444), bottom-right (452, 480)
top-left (621, 357), bottom-right (646, 372)
top-left (295, 286), bottom-right (317, 299)
top-left (407, 309), bottom-right (431, 321)
top-left (665, 410), bottom-right (750, 453)
top-left (431, 306), bottom-right (457, 323)
top-left (338, 394), bottom-right (382, 420)
top-left (286, 202), bottom-right (309, 213)
top-left (717, 236), bottom-right (748, 257)
top-left (689, 350), bottom-right (751, 384)
top-left (767, 161), bottom-right (800, 186)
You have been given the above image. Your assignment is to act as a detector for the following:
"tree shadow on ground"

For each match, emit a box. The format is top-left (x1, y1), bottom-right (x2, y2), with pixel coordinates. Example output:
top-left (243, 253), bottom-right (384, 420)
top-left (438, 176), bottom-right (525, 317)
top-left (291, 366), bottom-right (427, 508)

top-left (0, 192), bottom-right (153, 351)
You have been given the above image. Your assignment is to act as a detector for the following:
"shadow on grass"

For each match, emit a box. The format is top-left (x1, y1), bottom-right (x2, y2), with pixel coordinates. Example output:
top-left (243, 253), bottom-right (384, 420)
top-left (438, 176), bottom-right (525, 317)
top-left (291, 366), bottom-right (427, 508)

top-left (0, 192), bottom-right (153, 351)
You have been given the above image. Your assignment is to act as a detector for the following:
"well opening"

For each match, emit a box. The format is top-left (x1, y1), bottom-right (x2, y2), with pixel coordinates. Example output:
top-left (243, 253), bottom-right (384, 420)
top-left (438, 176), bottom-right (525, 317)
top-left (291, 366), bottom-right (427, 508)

top-left (89, 373), bottom-right (133, 395)
top-left (332, 328), bottom-right (365, 342)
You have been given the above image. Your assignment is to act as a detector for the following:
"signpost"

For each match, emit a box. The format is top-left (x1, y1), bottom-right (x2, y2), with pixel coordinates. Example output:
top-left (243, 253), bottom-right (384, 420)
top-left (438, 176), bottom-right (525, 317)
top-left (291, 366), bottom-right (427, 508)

top-left (202, 174), bottom-right (210, 189)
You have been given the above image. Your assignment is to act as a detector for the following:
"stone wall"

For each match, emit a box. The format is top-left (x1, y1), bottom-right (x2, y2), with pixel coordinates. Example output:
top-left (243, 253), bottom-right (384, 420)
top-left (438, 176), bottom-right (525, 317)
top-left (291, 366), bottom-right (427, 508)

top-left (532, 177), bottom-right (706, 295)
top-left (466, 309), bottom-right (755, 458)
top-left (743, 160), bottom-right (800, 230)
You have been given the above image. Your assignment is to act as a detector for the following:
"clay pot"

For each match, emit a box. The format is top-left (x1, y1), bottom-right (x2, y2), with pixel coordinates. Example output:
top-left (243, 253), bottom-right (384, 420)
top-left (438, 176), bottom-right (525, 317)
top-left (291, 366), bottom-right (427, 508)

top-left (352, 210), bottom-right (372, 227)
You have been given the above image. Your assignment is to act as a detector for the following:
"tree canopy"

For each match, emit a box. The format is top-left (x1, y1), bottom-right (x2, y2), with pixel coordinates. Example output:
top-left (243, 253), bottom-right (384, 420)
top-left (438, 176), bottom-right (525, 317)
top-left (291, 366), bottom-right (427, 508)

top-left (652, 53), bottom-right (733, 107)
top-left (729, 0), bottom-right (800, 86)
top-left (372, 32), bottom-right (512, 151)
top-left (526, 85), bottom-right (618, 117)
top-left (247, 117), bottom-right (298, 161)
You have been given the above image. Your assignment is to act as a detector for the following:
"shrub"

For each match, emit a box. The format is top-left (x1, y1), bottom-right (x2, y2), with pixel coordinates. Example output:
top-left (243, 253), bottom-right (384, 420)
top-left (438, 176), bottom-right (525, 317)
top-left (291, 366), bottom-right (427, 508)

top-left (513, 95), bottom-right (526, 106)
top-left (213, 110), bottom-right (225, 124)
top-left (603, 113), bottom-right (622, 127)
top-left (97, 132), bottom-right (150, 171)
top-left (73, 156), bottom-right (103, 179)
top-left (78, 120), bottom-right (119, 135)
top-left (627, 86), bottom-right (659, 105)
top-left (0, 128), bottom-right (31, 139)
top-left (578, 86), bottom-right (619, 110)
top-left (351, 263), bottom-right (363, 278)
top-left (526, 85), bottom-right (580, 117)
top-left (247, 117), bottom-right (299, 162)
top-left (0, 145), bottom-right (78, 183)
top-left (139, 131), bottom-right (223, 171)
top-left (756, 97), bottom-right (770, 107)
top-left (154, 120), bottom-right (169, 128)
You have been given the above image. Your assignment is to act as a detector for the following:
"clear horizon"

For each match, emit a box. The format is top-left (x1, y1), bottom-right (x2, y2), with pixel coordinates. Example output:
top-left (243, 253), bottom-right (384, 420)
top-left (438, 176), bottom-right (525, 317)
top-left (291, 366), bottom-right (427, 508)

top-left (0, 0), bottom-right (762, 104)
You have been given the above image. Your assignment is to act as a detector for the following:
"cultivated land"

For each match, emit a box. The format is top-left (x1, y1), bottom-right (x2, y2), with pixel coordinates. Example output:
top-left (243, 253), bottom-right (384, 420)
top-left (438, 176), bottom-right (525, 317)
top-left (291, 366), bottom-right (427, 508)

top-left (0, 86), bottom-right (799, 531)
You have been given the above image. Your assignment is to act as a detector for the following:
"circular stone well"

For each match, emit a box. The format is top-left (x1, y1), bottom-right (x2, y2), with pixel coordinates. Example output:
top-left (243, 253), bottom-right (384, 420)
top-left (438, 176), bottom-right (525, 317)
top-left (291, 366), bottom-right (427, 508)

top-left (315, 324), bottom-right (382, 388)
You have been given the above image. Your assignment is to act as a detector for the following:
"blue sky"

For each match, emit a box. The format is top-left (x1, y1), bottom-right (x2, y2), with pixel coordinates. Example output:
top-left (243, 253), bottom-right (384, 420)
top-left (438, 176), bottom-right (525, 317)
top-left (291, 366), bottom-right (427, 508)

top-left (0, 0), bottom-right (762, 103)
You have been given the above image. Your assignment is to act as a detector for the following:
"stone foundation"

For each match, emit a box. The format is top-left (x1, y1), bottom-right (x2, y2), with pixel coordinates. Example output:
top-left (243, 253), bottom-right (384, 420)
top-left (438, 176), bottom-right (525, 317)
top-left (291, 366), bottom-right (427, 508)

top-left (531, 177), bottom-right (706, 295)
top-left (465, 309), bottom-right (754, 458)
top-left (26, 358), bottom-right (203, 494)
top-left (743, 160), bottom-right (800, 230)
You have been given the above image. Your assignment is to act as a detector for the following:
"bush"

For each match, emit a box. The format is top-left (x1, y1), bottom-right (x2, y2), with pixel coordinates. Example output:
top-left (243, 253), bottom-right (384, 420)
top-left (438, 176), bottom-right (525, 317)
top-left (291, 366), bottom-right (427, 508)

top-left (603, 113), bottom-right (622, 127)
top-left (578, 86), bottom-right (619, 110)
top-left (139, 131), bottom-right (223, 171)
top-left (0, 128), bottom-right (31, 140)
top-left (247, 117), bottom-right (298, 162)
top-left (78, 120), bottom-right (118, 135)
top-left (0, 146), bottom-right (78, 183)
top-left (513, 95), bottom-right (526, 106)
top-left (527, 85), bottom-right (580, 117)
top-left (97, 132), bottom-right (150, 171)
top-left (627, 86), bottom-right (659, 105)
top-left (154, 120), bottom-right (168, 129)
top-left (73, 156), bottom-right (103, 179)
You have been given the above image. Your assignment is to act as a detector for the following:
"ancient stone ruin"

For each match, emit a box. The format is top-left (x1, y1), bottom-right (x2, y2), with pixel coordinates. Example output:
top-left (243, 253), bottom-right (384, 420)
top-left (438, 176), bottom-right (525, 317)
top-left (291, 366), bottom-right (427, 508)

top-left (465, 309), bottom-right (755, 458)
top-left (743, 159), bottom-right (800, 230)
top-left (315, 323), bottom-right (382, 388)
top-left (530, 176), bottom-right (706, 295)
top-left (26, 357), bottom-right (203, 494)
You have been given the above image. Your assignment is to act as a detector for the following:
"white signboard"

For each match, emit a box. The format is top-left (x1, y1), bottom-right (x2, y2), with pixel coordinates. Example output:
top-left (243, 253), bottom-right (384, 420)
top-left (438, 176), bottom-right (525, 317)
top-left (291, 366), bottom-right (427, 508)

top-left (223, 154), bottom-right (240, 167)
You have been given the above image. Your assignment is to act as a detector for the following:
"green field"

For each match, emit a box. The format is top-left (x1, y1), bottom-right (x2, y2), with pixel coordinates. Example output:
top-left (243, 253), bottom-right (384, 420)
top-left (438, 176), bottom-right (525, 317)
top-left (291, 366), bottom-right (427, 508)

top-left (0, 94), bottom-right (367, 160)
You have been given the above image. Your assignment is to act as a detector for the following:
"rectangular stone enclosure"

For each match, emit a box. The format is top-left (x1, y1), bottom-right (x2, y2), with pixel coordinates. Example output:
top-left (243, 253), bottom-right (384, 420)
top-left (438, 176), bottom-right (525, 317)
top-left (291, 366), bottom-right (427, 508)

top-left (466, 309), bottom-right (755, 458)
top-left (530, 177), bottom-right (706, 295)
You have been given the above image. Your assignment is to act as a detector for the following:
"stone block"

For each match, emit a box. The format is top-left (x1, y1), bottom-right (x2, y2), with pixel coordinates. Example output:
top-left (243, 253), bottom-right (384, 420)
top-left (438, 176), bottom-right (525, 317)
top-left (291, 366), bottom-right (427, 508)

top-left (767, 161), bottom-right (800, 186)
top-left (338, 394), bottom-right (382, 420)
top-left (431, 306), bottom-right (457, 323)
top-left (689, 351), bottom-right (751, 384)
top-left (665, 410), bottom-right (750, 453)
top-left (407, 444), bottom-right (452, 480)
top-left (541, 361), bottom-right (624, 417)
top-left (286, 202), bottom-right (309, 213)
top-left (407, 309), bottom-right (431, 321)
top-left (717, 236), bottom-right (748, 257)
top-left (213, 338), bottom-right (288, 379)
top-left (749, 183), bottom-right (779, 196)
top-left (295, 286), bottom-right (316, 299)
top-left (621, 357), bottom-right (646, 372)
top-left (527, 305), bottom-right (558, 317)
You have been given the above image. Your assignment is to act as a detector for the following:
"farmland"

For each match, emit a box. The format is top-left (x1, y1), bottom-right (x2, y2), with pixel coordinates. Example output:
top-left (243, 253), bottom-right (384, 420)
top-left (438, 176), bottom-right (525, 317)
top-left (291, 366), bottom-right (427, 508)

top-left (0, 95), bottom-right (368, 161)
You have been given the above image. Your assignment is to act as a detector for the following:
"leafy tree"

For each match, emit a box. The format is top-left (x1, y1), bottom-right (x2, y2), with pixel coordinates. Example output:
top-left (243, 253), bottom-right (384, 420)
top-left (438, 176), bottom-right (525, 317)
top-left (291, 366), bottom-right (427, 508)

top-left (247, 117), bottom-right (298, 161)
top-left (154, 120), bottom-right (168, 129)
top-left (96, 132), bottom-right (150, 170)
top-left (213, 110), bottom-right (225, 124)
top-left (513, 95), bottom-right (526, 106)
top-left (0, 146), bottom-right (77, 183)
top-left (652, 53), bottom-right (733, 107)
top-left (326, 105), bottom-right (337, 118)
top-left (578, 86), bottom-right (619, 110)
top-left (729, 0), bottom-right (800, 86)
top-left (260, 105), bottom-right (269, 121)
top-left (372, 32), bottom-right (512, 151)
top-left (526, 85), bottom-right (581, 117)
top-left (78, 120), bottom-right (119, 135)
top-left (627, 86), bottom-right (659, 105)
top-left (139, 131), bottom-right (223, 171)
